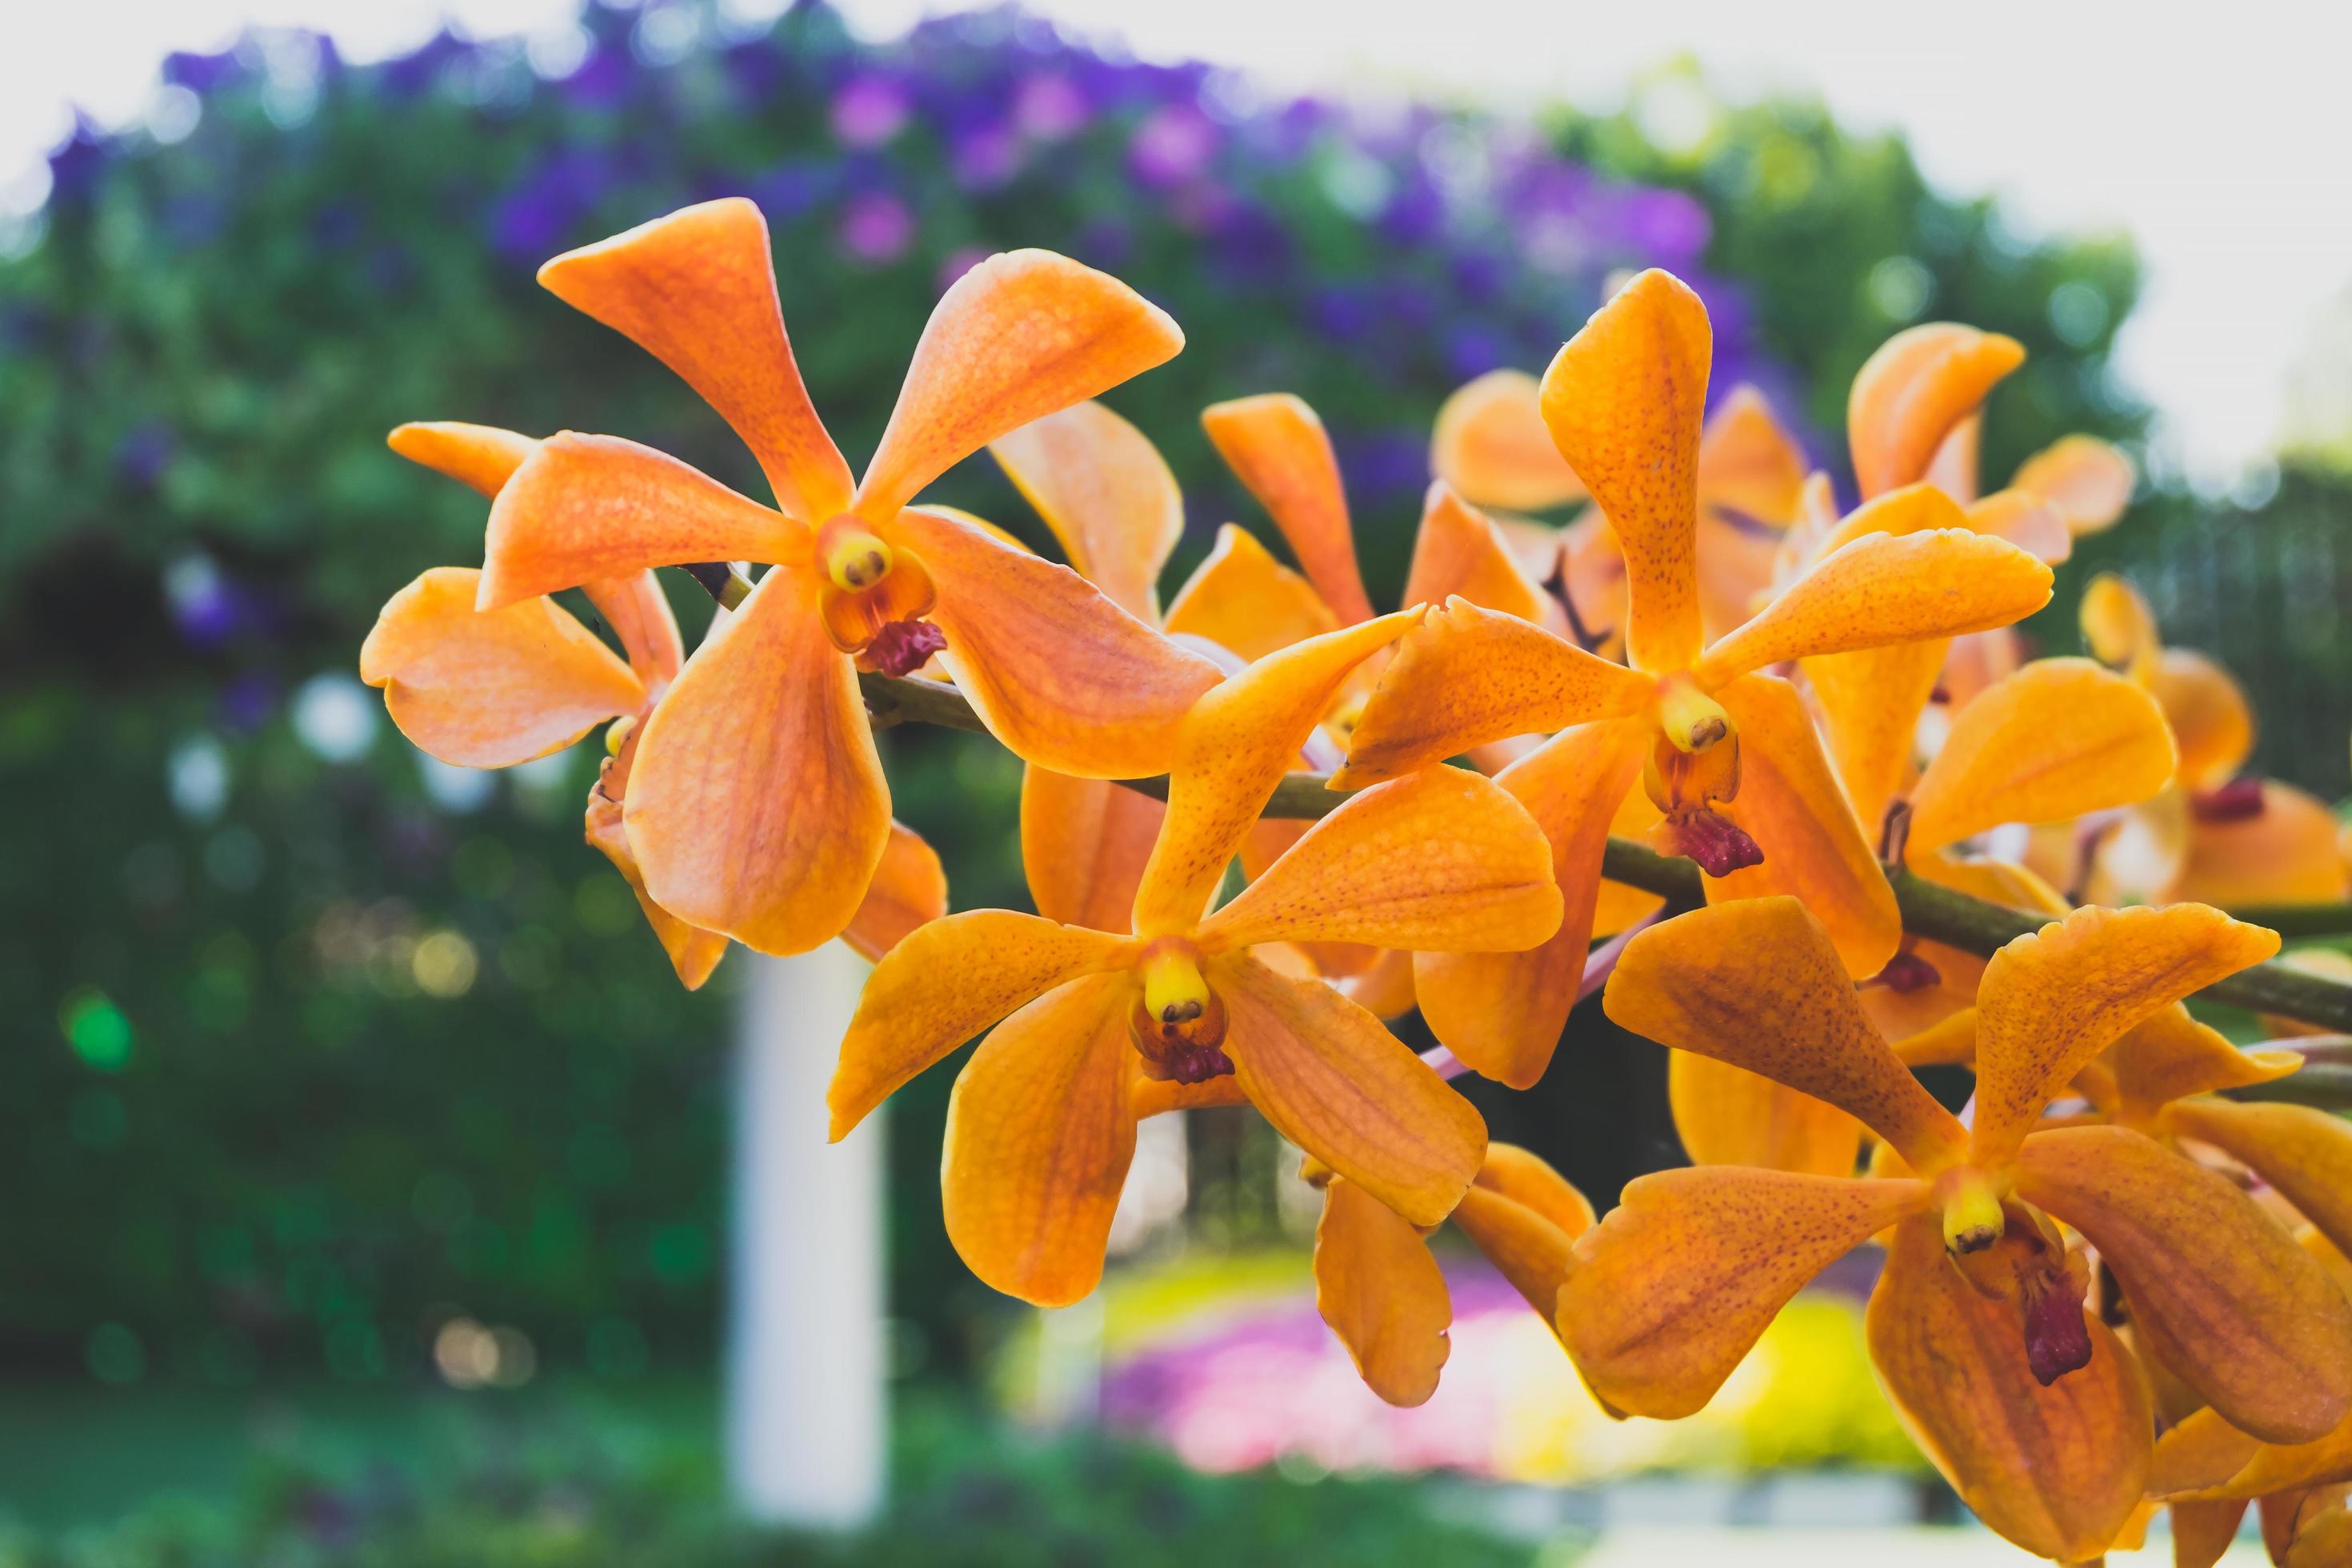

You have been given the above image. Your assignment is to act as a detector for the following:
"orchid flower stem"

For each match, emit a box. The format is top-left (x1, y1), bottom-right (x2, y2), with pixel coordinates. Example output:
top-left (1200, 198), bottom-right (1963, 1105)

top-left (847, 668), bottom-right (2352, 1042)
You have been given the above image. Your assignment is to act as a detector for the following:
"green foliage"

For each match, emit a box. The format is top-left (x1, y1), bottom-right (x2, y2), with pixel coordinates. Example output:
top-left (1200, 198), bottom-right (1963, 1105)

top-left (0, 1390), bottom-right (1543, 1566)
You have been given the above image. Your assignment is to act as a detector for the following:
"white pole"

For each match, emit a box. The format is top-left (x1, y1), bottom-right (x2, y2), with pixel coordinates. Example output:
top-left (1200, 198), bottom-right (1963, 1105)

top-left (726, 940), bottom-right (886, 1527)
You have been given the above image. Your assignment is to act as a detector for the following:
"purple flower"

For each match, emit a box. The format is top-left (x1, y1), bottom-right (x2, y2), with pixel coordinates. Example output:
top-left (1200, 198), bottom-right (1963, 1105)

top-left (162, 49), bottom-right (243, 94)
top-left (838, 191), bottom-right (914, 264)
top-left (949, 122), bottom-right (1022, 190)
top-left (1128, 104), bottom-right (1215, 190)
top-left (1014, 71), bottom-right (1090, 140)
top-left (116, 422), bottom-right (176, 490)
top-left (830, 72), bottom-right (911, 147)
top-left (559, 46), bottom-right (631, 110)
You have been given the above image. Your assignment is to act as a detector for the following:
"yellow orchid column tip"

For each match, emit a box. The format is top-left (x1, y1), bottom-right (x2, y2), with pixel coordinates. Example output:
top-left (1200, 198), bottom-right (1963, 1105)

top-left (811, 513), bottom-right (944, 675)
top-left (1131, 940), bottom-right (1234, 1085)
top-left (1642, 678), bottom-right (1761, 876)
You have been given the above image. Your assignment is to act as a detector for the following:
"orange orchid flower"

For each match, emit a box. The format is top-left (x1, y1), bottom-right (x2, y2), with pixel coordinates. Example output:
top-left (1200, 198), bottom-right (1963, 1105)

top-left (1433, 366), bottom-right (1811, 651)
top-left (2075, 572), bottom-right (2350, 909)
top-left (1337, 270), bottom-right (2054, 1088)
top-left (994, 391), bottom-right (1567, 1021)
top-left (824, 614), bottom-right (1564, 1306)
top-left (1570, 894), bottom-right (2352, 1563)
top-left (469, 198), bottom-right (1226, 956)
top-left (360, 421), bottom-right (942, 986)
top-left (1310, 1143), bottom-right (1594, 1407)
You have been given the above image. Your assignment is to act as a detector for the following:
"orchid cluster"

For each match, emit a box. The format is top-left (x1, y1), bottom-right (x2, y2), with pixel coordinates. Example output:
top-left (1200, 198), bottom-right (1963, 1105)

top-left (366, 198), bottom-right (2352, 1565)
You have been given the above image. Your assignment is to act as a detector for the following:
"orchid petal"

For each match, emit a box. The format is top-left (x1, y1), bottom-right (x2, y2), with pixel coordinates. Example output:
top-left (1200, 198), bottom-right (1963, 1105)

top-left (1693, 529), bottom-right (2051, 690)
top-left (362, 567), bottom-right (643, 768)
top-left (896, 506), bottom-right (1224, 779)
top-left (841, 820), bottom-right (948, 964)
top-left (388, 421), bottom-right (538, 497)
top-left (1430, 368), bottom-right (1586, 512)
top-left (1335, 598), bottom-right (1654, 788)
top-left (942, 971), bottom-right (1138, 1306)
top-left (1217, 953), bottom-right (1484, 1227)
top-left (1314, 1177), bottom-right (1452, 1407)
top-left (990, 400), bottom-right (1182, 622)
top-left (1198, 765), bottom-right (1560, 954)
top-left (478, 433), bottom-right (798, 608)
top-left (1706, 673), bottom-right (1902, 981)
top-left (1971, 904), bottom-right (2280, 1166)
top-left (538, 198), bottom-right (854, 521)
top-left (1133, 613), bottom-right (1420, 937)
top-left (1562, 1166), bottom-right (1930, 1418)
top-left (2014, 1124), bottom-right (2352, 1444)
top-left (857, 250), bottom-right (1182, 522)
top-left (829, 909), bottom-right (1132, 1139)
top-left (1414, 717), bottom-right (1650, 1090)
top-left (1866, 1212), bottom-right (2150, 1563)
top-left (1200, 394), bottom-right (1374, 624)
top-left (2013, 434), bottom-right (2134, 535)
top-left (1847, 323), bottom-right (2024, 499)
top-left (1161, 523), bottom-right (1342, 662)
top-left (1604, 896), bottom-right (1967, 1174)
top-left (1538, 270), bottom-right (1710, 674)
top-left (1906, 658), bottom-right (2177, 858)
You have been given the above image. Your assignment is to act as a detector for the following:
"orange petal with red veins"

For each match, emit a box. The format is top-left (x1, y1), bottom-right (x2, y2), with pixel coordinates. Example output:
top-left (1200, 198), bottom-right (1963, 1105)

top-left (1669, 1053), bottom-right (1862, 1177)
top-left (941, 971), bottom-right (1138, 1306)
top-left (1604, 895), bottom-right (1967, 1174)
top-left (1866, 1212), bottom-right (2150, 1563)
top-left (361, 567), bottom-right (643, 768)
top-left (1802, 639), bottom-right (1944, 840)
top-left (1538, 270), bottom-right (1710, 674)
top-left (2166, 1098), bottom-right (2352, 1262)
top-left (538, 198), bottom-right (854, 522)
top-left (829, 909), bottom-right (1133, 1139)
top-left (990, 400), bottom-right (1182, 622)
top-left (1162, 523), bottom-right (1341, 662)
top-left (1198, 766), bottom-right (1561, 954)
top-left (841, 821), bottom-right (947, 963)
top-left (1334, 598), bottom-right (1654, 788)
top-left (1971, 904), bottom-right (2281, 1166)
top-left (1694, 529), bottom-right (2050, 690)
top-left (1904, 657), bottom-right (2176, 858)
top-left (2014, 1123), bottom-right (2352, 1444)
top-left (582, 572), bottom-right (686, 689)
top-left (2109, 1004), bottom-right (2299, 1116)
top-left (893, 506), bottom-right (1223, 779)
top-left (1402, 482), bottom-right (1553, 626)
top-left (389, 422), bottom-right (538, 498)
top-left (1561, 1166), bottom-right (1930, 1418)
top-left (1430, 369), bottom-right (1586, 513)
top-left (1697, 384), bottom-right (1806, 526)
top-left (1133, 613), bottom-right (1422, 937)
top-left (856, 250), bottom-right (1182, 522)
top-left (1216, 953), bottom-right (1484, 1227)
top-left (1314, 1177), bottom-right (1452, 1407)
top-left (2175, 780), bottom-right (2351, 906)
top-left (622, 570), bottom-right (889, 958)
top-left (1413, 716), bottom-right (1650, 1090)
top-left (2013, 434), bottom-right (2134, 534)
top-left (1705, 673), bottom-right (1903, 982)
top-left (1847, 323), bottom-right (2025, 499)
top-left (1200, 394), bottom-right (1373, 624)
top-left (479, 433), bottom-right (799, 608)
top-left (1021, 766), bottom-right (1163, 933)
top-left (584, 792), bottom-right (728, 990)
top-left (2152, 646), bottom-right (2256, 790)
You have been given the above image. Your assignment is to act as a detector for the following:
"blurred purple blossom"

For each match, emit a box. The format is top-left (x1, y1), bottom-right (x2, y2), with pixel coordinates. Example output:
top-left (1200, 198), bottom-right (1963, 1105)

top-left (1013, 70), bottom-right (1089, 139)
top-left (830, 71), bottom-right (912, 147)
top-left (839, 191), bottom-right (915, 263)
top-left (1128, 103), bottom-right (1215, 189)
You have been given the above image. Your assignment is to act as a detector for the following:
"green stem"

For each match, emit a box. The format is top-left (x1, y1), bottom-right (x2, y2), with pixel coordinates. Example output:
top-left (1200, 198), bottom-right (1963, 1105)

top-left (855, 671), bottom-right (2352, 1043)
top-left (2210, 903), bottom-right (2352, 940)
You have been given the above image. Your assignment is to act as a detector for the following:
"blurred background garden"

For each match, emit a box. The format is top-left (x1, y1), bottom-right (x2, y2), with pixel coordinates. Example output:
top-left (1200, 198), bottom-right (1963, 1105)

top-left (6, 0), bottom-right (2352, 1562)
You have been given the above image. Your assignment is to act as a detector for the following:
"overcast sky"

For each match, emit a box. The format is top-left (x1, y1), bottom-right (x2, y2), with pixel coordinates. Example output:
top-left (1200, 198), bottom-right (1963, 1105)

top-left (9, 0), bottom-right (2348, 482)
